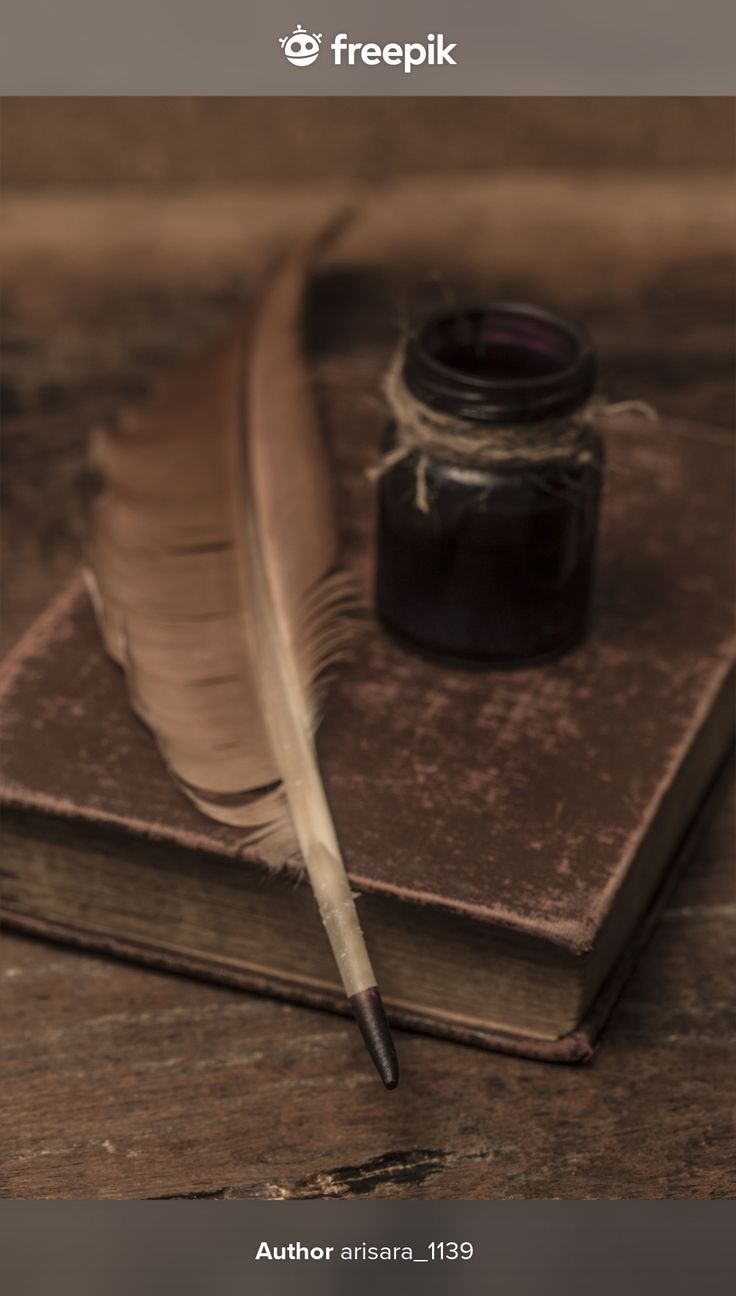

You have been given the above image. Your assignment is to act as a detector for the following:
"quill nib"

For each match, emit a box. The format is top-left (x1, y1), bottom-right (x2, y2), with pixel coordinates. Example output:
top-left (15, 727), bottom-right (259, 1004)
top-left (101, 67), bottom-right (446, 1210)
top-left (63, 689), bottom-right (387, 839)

top-left (350, 987), bottom-right (400, 1089)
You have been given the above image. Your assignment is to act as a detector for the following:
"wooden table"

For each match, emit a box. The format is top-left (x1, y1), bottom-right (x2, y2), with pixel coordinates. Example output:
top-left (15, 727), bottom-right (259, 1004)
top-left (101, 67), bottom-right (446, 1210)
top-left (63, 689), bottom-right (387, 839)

top-left (2, 179), bottom-right (734, 1198)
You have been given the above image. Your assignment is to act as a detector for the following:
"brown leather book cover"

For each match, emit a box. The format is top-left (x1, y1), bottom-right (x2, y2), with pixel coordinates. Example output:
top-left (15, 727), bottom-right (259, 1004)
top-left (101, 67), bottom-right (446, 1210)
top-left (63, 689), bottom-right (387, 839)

top-left (1, 413), bottom-right (734, 1060)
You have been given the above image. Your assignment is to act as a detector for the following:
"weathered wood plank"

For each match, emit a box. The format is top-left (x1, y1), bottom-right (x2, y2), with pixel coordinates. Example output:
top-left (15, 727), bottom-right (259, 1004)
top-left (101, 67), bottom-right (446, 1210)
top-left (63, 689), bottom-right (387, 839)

top-left (2, 853), bottom-right (734, 1200)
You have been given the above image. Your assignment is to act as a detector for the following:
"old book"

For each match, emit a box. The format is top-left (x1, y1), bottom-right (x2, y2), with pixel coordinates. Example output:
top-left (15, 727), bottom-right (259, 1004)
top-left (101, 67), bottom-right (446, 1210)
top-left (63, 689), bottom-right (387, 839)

top-left (1, 414), bottom-right (733, 1061)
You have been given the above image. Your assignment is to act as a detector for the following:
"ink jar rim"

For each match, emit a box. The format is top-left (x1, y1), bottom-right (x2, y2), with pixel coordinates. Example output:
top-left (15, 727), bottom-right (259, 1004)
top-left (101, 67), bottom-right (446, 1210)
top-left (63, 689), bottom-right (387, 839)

top-left (402, 301), bottom-right (597, 426)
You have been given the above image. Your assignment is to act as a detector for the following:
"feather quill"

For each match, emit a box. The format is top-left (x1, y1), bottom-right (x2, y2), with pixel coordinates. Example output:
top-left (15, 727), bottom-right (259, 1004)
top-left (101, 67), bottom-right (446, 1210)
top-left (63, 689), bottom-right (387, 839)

top-left (85, 220), bottom-right (398, 1087)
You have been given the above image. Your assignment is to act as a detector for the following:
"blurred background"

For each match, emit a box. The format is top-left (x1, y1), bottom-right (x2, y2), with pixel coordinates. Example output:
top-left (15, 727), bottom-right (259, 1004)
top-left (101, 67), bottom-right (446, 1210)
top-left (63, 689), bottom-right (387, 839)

top-left (3, 97), bottom-right (733, 185)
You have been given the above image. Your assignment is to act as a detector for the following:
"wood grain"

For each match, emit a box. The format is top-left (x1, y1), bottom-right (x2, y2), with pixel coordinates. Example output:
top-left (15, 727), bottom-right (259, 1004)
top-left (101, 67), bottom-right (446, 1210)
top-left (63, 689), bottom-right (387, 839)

top-left (1, 177), bottom-right (734, 1199)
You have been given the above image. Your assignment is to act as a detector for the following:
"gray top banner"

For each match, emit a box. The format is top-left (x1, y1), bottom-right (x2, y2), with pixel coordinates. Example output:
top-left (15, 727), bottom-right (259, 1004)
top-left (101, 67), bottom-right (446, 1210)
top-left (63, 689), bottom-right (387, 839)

top-left (1, 0), bottom-right (735, 94)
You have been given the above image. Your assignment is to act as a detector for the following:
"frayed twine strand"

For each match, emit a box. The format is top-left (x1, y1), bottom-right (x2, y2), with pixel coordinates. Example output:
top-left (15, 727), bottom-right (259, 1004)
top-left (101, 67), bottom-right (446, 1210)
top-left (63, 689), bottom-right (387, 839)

top-left (367, 354), bottom-right (658, 514)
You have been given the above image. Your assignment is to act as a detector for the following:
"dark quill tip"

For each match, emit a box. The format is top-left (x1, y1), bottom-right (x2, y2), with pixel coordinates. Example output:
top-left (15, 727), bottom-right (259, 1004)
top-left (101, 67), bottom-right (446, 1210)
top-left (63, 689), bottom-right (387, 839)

top-left (349, 986), bottom-right (399, 1090)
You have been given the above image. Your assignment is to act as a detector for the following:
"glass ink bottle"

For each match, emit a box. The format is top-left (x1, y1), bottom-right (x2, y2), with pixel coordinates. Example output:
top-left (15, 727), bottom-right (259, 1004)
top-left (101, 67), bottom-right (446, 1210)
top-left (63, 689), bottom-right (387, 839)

top-left (375, 302), bottom-right (603, 666)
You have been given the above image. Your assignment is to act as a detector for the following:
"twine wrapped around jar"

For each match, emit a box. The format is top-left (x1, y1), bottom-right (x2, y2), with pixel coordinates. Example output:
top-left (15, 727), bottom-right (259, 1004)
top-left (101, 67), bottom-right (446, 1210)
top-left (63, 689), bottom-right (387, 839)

top-left (370, 351), bottom-right (656, 514)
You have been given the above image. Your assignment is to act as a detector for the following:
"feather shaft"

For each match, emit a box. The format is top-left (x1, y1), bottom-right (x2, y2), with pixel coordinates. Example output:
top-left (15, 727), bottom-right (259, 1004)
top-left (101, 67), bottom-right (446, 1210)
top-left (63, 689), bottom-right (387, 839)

top-left (239, 284), bottom-right (376, 1000)
top-left (246, 616), bottom-right (375, 997)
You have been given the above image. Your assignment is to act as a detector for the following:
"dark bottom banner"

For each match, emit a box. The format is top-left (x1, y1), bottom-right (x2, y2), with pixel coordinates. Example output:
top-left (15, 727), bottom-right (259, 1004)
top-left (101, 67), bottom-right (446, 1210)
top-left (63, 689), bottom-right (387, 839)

top-left (1, 1201), bottom-right (734, 1296)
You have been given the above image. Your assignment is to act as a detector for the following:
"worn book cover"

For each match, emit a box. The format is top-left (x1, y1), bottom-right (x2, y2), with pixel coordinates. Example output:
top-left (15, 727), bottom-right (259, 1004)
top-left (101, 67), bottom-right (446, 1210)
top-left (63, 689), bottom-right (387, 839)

top-left (1, 411), bottom-right (734, 1060)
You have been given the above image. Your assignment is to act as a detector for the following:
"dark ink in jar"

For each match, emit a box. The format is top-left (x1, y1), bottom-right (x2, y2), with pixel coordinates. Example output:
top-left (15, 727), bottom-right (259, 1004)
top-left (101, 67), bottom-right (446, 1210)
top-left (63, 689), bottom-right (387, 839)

top-left (375, 302), bottom-right (603, 666)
